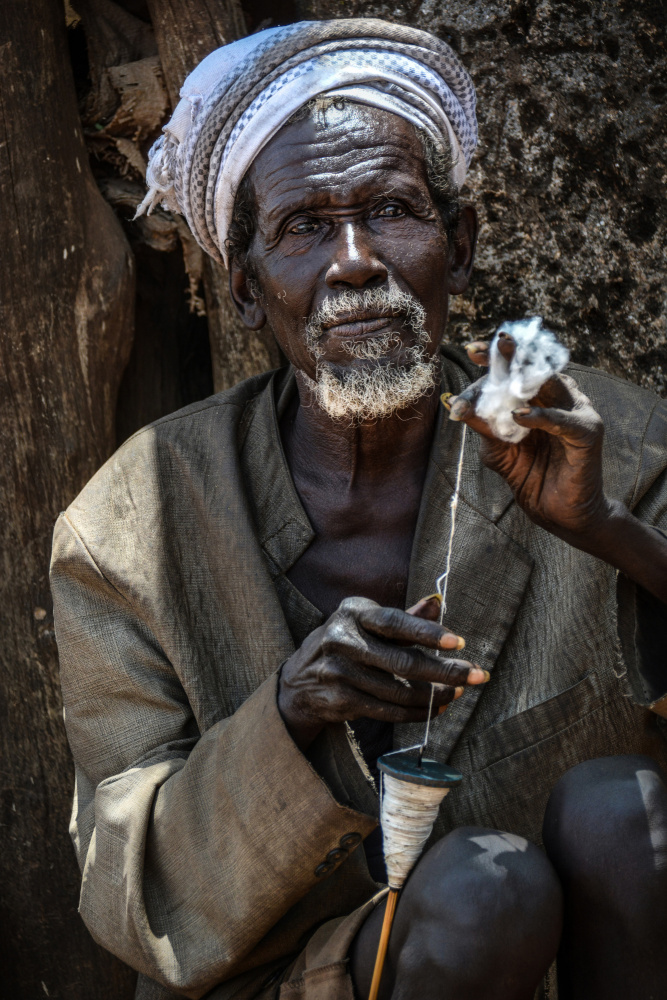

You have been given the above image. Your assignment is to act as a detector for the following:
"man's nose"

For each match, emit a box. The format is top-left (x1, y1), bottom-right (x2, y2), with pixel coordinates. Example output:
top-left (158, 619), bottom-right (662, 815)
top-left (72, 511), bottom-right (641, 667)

top-left (324, 222), bottom-right (388, 289)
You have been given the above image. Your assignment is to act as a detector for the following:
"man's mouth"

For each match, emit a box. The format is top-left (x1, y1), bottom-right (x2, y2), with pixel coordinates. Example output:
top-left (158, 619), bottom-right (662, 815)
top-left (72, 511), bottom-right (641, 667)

top-left (304, 287), bottom-right (428, 364)
top-left (321, 315), bottom-right (396, 339)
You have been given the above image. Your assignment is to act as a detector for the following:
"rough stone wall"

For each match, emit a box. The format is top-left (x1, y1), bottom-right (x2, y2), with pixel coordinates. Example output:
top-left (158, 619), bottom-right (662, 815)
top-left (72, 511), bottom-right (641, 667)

top-left (299, 0), bottom-right (666, 393)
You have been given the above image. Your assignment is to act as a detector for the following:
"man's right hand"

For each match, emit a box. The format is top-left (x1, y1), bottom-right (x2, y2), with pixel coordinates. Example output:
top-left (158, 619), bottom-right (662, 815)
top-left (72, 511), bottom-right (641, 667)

top-left (278, 596), bottom-right (489, 750)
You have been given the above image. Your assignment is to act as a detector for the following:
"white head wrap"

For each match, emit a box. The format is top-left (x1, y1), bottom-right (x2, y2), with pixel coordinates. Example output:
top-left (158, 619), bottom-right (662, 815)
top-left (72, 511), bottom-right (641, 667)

top-left (137, 18), bottom-right (478, 267)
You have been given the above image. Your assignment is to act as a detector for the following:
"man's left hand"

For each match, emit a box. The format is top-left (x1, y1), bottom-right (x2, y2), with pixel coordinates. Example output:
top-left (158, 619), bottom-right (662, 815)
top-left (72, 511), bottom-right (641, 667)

top-left (447, 335), bottom-right (610, 548)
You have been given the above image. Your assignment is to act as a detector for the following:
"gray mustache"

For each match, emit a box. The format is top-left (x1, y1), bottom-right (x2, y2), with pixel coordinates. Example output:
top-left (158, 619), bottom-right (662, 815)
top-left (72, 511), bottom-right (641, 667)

top-left (305, 287), bottom-right (426, 349)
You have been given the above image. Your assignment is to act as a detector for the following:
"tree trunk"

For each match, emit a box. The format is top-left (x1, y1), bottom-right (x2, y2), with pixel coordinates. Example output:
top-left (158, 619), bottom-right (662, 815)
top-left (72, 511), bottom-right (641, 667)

top-left (299, 0), bottom-right (667, 395)
top-left (0, 1), bottom-right (136, 996)
top-left (146, 0), bottom-right (283, 391)
top-left (145, 0), bottom-right (247, 108)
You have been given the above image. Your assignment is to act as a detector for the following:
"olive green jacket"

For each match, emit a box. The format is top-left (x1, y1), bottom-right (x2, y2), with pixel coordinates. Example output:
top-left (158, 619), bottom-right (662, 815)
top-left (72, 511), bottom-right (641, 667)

top-left (51, 347), bottom-right (667, 1000)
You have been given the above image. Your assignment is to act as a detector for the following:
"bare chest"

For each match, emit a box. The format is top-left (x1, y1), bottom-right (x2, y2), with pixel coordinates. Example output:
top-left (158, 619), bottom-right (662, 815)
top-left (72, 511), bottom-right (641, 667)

top-left (286, 486), bottom-right (422, 618)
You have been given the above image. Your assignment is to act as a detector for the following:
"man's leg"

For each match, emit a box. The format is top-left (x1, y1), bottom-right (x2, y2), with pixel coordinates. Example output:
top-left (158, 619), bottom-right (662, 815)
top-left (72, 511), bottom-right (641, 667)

top-left (543, 754), bottom-right (667, 1000)
top-left (350, 826), bottom-right (562, 1000)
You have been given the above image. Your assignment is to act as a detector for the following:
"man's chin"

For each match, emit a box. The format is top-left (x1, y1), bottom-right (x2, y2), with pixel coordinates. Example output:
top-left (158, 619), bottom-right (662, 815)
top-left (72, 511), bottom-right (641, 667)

top-left (319, 329), bottom-right (412, 366)
top-left (309, 354), bottom-right (439, 422)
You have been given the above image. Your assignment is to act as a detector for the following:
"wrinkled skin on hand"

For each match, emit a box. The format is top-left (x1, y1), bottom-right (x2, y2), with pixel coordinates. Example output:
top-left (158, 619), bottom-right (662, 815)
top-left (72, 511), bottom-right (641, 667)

top-left (278, 595), bottom-right (488, 750)
top-left (449, 334), bottom-right (610, 546)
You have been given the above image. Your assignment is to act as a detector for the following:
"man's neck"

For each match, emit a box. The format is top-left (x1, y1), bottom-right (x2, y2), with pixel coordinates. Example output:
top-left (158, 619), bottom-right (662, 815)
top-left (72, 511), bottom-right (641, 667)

top-left (284, 370), bottom-right (440, 494)
top-left (280, 369), bottom-right (440, 615)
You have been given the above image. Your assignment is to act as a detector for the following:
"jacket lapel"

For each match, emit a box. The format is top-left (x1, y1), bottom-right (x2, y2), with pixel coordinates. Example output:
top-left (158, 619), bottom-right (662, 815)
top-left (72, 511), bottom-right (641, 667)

top-left (396, 387), bottom-right (534, 761)
top-left (235, 369), bottom-right (316, 690)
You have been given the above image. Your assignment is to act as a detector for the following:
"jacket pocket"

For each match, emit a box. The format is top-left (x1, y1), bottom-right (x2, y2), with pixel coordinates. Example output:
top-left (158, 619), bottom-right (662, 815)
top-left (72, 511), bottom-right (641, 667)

top-left (468, 672), bottom-right (605, 772)
top-left (448, 670), bottom-right (665, 845)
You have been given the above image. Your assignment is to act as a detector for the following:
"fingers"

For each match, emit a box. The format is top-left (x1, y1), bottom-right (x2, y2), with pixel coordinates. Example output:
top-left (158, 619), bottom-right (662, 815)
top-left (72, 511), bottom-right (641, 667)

top-left (325, 623), bottom-right (486, 687)
top-left (445, 360), bottom-right (598, 448)
top-left (445, 378), bottom-right (492, 435)
top-left (531, 373), bottom-right (590, 413)
top-left (511, 404), bottom-right (603, 444)
top-left (464, 332), bottom-right (517, 367)
top-left (446, 392), bottom-right (504, 442)
top-left (452, 378), bottom-right (484, 409)
top-left (331, 687), bottom-right (451, 725)
top-left (356, 603), bottom-right (465, 652)
top-left (330, 657), bottom-right (460, 711)
top-left (464, 341), bottom-right (490, 366)
top-left (496, 330), bottom-right (517, 362)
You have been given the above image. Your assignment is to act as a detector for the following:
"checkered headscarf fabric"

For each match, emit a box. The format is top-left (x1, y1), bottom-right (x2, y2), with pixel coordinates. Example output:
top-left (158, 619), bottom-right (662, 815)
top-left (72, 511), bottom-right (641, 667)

top-left (136, 19), bottom-right (478, 267)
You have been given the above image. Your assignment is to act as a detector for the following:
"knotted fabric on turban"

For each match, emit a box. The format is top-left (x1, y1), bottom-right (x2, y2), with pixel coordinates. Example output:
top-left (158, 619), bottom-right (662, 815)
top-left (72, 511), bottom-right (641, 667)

top-left (137, 18), bottom-right (478, 267)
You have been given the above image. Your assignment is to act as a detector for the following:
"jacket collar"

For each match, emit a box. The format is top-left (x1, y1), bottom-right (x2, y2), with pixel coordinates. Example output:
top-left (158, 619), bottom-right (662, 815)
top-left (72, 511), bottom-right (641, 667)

top-left (240, 366), bottom-right (314, 578)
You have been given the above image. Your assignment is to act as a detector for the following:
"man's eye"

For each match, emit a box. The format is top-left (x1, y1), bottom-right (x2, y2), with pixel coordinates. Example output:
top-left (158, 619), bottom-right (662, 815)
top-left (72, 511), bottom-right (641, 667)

top-left (376, 204), bottom-right (404, 218)
top-left (288, 219), bottom-right (319, 235)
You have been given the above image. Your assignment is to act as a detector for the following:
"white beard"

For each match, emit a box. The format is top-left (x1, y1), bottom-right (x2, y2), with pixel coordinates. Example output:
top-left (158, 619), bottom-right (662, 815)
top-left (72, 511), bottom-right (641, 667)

top-left (303, 287), bottom-right (439, 422)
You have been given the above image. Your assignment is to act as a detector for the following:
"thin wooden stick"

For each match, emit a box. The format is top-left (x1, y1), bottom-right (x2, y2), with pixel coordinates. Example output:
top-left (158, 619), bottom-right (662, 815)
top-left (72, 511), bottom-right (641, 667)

top-left (368, 888), bottom-right (399, 1000)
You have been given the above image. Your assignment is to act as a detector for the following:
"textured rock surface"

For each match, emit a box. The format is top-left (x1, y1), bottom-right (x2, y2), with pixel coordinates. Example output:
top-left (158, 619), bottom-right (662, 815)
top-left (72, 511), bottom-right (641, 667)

top-left (299, 0), bottom-right (666, 393)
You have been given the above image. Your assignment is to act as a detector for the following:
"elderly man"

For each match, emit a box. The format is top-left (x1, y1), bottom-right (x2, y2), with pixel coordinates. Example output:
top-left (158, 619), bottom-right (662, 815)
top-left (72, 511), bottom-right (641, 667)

top-left (51, 19), bottom-right (667, 1000)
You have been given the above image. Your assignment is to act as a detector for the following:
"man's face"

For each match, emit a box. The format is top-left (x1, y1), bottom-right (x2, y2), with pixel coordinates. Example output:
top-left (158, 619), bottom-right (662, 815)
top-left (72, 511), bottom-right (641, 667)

top-left (230, 103), bottom-right (476, 417)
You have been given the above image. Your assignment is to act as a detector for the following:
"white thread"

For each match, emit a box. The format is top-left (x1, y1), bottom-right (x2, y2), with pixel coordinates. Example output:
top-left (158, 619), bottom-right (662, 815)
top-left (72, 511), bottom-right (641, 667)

top-left (435, 423), bottom-right (468, 618)
top-left (381, 772), bottom-right (451, 888)
top-left (420, 423), bottom-right (467, 753)
top-left (377, 426), bottom-right (467, 892)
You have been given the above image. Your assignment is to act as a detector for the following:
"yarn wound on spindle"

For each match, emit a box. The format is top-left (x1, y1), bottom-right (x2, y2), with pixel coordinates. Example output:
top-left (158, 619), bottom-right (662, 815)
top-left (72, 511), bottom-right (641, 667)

top-left (380, 774), bottom-right (451, 889)
top-left (476, 317), bottom-right (569, 444)
top-left (378, 752), bottom-right (462, 891)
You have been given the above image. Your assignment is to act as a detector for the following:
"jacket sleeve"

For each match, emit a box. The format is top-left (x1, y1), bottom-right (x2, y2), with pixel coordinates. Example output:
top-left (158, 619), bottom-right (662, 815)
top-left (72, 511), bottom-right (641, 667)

top-left (617, 396), bottom-right (667, 718)
top-left (51, 513), bottom-right (376, 998)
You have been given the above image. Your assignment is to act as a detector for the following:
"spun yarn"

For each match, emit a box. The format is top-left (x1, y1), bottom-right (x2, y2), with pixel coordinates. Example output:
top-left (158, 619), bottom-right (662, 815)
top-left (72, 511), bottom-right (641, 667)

top-left (381, 773), bottom-right (451, 889)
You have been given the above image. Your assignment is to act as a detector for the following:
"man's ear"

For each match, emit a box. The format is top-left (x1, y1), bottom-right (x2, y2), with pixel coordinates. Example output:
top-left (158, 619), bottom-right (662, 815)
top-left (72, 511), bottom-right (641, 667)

top-left (229, 260), bottom-right (267, 330)
top-left (447, 205), bottom-right (478, 296)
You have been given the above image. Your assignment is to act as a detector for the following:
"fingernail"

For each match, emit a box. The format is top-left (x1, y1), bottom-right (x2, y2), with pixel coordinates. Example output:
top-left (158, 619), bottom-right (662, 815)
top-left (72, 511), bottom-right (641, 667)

top-left (512, 407), bottom-right (531, 416)
top-left (423, 592), bottom-right (442, 605)
top-left (449, 399), bottom-right (470, 421)
top-left (439, 633), bottom-right (465, 650)
top-left (464, 341), bottom-right (487, 353)
top-left (453, 686), bottom-right (465, 700)
top-left (468, 667), bottom-right (490, 684)
top-left (440, 392), bottom-right (454, 411)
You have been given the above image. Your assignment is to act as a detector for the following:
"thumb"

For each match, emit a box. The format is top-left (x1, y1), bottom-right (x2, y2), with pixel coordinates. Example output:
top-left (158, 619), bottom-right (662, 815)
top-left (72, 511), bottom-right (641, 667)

top-left (406, 594), bottom-right (442, 621)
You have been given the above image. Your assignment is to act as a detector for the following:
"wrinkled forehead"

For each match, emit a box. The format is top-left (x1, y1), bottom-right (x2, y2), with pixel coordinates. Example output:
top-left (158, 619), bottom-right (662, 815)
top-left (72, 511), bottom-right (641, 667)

top-left (248, 102), bottom-right (430, 218)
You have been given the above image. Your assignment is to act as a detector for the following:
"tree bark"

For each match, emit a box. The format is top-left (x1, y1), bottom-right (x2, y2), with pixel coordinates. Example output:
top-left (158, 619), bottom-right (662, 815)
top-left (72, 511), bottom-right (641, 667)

top-left (298, 0), bottom-right (667, 395)
top-left (146, 0), bottom-right (247, 108)
top-left (146, 0), bottom-right (283, 391)
top-left (0, 2), bottom-right (136, 996)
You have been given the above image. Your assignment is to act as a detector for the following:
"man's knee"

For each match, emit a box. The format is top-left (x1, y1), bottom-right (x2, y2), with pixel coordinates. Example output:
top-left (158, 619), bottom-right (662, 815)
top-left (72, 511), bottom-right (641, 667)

top-left (407, 826), bottom-right (559, 925)
top-left (394, 826), bottom-right (562, 989)
top-left (543, 755), bottom-right (667, 887)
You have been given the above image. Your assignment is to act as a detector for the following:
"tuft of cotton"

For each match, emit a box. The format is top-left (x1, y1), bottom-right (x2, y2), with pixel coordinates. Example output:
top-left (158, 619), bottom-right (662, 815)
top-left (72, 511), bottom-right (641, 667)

top-left (476, 317), bottom-right (569, 443)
